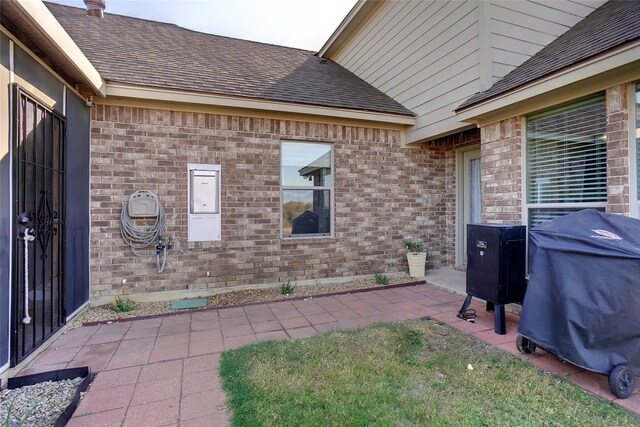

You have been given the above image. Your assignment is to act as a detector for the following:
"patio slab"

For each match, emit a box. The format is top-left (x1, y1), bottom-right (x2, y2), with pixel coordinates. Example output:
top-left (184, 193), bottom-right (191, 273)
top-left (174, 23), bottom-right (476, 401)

top-left (19, 279), bottom-right (640, 425)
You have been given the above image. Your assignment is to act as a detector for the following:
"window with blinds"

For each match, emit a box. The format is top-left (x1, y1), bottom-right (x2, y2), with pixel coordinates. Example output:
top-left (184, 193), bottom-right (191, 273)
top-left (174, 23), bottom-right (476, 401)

top-left (526, 94), bottom-right (607, 226)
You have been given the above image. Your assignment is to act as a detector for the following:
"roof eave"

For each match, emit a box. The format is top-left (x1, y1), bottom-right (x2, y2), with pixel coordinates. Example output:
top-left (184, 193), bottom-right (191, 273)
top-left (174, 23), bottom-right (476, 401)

top-left (7, 0), bottom-right (106, 96)
top-left (318, 0), bottom-right (380, 59)
top-left (456, 41), bottom-right (640, 127)
top-left (105, 82), bottom-right (416, 126)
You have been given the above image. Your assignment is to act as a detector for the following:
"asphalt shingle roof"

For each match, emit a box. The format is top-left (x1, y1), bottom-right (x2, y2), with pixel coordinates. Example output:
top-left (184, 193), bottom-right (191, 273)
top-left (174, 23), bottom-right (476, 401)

top-left (46, 3), bottom-right (414, 117)
top-left (457, 0), bottom-right (640, 111)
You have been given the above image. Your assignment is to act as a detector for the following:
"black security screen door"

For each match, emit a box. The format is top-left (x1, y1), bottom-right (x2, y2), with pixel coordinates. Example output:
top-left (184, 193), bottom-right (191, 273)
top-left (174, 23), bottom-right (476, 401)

top-left (12, 86), bottom-right (66, 365)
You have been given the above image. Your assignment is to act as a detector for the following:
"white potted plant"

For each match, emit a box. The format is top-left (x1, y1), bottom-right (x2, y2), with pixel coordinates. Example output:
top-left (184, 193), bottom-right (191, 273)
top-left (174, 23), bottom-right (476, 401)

top-left (404, 241), bottom-right (426, 277)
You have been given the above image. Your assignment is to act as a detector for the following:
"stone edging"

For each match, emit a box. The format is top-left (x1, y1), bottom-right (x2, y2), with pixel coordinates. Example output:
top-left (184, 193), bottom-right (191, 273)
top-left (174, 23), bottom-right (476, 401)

top-left (82, 280), bottom-right (428, 327)
top-left (6, 366), bottom-right (94, 427)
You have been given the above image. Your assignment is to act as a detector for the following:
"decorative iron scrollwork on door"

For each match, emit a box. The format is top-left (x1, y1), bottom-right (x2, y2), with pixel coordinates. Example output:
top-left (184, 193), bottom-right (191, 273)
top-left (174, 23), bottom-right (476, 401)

top-left (36, 190), bottom-right (57, 259)
top-left (12, 85), bottom-right (67, 365)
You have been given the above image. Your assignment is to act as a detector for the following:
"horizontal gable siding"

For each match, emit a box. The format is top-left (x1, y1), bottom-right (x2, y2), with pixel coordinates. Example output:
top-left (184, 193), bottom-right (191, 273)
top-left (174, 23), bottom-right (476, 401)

top-left (330, 0), bottom-right (606, 143)
top-left (489, 0), bottom-right (606, 81)
top-left (334, 0), bottom-right (480, 142)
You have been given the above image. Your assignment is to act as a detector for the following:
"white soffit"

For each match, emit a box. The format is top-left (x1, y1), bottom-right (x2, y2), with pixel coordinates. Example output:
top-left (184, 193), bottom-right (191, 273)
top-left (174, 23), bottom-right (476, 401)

top-left (11, 0), bottom-right (105, 96)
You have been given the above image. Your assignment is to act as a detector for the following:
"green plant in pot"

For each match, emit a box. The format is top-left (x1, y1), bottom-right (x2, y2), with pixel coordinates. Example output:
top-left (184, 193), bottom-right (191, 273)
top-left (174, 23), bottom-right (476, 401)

top-left (404, 241), bottom-right (426, 278)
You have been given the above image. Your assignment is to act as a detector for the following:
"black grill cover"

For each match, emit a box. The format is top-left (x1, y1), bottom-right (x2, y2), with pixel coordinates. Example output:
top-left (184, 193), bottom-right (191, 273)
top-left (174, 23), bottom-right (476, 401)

top-left (519, 209), bottom-right (640, 375)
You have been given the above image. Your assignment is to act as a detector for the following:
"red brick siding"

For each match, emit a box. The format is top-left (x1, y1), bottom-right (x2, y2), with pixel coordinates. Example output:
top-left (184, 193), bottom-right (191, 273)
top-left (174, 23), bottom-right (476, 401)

top-left (89, 105), bottom-right (471, 299)
top-left (480, 117), bottom-right (523, 224)
top-left (606, 85), bottom-right (630, 215)
top-left (479, 83), bottom-right (635, 224)
top-left (428, 129), bottom-right (481, 264)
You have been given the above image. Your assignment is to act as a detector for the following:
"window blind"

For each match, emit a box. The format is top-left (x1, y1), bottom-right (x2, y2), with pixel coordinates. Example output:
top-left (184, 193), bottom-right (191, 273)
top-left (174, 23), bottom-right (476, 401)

top-left (529, 207), bottom-right (606, 228)
top-left (527, 95), bottom-right (607, 204)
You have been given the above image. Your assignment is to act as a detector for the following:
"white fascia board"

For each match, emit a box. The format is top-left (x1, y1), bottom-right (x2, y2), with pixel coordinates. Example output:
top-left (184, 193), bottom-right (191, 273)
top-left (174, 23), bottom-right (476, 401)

top-left (404, 120), bottom-right (477, 146)
top-left (457, 42), bottom-right (640, 126)
top-left (12, 0), bottom-right (106, 96)
top-left (318, 0), bottom-right (373, 58)
top-left (105, 83), bottom-right (416, 126)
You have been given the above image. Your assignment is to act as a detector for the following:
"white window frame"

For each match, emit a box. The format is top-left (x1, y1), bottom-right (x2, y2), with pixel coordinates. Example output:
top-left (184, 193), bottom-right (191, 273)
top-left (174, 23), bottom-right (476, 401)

top-left (280, 141), bottom-right (334, 239)
top-left (522, 96), bottom-right (608, 228)
top-left (455, 144), bottom-right (481, 266)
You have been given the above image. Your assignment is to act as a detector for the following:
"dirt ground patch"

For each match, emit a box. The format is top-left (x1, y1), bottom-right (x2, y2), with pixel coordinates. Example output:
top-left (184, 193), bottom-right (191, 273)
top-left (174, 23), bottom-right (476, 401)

top-left (68, 275), bottom-right (413, 328)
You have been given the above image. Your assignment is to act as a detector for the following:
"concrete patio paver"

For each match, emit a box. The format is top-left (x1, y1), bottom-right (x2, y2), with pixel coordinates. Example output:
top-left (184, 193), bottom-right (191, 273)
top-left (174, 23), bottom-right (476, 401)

top-left (66, 408), bottom-right (126, 427)
top-left (123, 397), bottom-right (180, 427)
top-left (256, 330), bottom-right (290, 342)
top-left (74, 383), bottom-right (135, 416)
top-left (19, 281), bottom-right (640, 426)
top-left (89, 366), bottom-right (141, 390)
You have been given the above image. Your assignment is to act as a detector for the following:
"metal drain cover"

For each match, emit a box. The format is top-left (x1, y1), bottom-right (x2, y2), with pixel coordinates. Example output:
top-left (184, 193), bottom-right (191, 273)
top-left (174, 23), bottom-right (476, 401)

top-left (170, 298), bottom-right (208, 310)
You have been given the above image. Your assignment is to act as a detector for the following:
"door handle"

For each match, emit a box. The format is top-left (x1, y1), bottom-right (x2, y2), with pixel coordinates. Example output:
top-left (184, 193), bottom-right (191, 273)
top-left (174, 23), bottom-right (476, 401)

top-left (20, 228), bottom-right (35, 324)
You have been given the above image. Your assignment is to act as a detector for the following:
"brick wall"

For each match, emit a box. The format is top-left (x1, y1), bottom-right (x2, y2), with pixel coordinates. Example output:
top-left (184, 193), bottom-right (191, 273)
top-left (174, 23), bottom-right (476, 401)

top-left (427, 129), bottom-right (480, 265)
top-left (478, 82), bottom-right (636, 223)
top-left (480, 117), bottom-right (523, 223)
top-left (89, 105), bottom-right (467, 300)
top-left (606, 85), bottom-right (630, 215)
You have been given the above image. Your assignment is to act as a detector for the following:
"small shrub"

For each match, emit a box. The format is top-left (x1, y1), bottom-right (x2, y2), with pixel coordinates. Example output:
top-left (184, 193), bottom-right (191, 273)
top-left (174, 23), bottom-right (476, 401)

top-left (374, 272), bottom-right (390, 286)
top-left (112, 296), bottom-right (135, 312)
top-left (404, 241), bottom-right (425, 253)
top-left (280, 281), bottom-right (296, 295)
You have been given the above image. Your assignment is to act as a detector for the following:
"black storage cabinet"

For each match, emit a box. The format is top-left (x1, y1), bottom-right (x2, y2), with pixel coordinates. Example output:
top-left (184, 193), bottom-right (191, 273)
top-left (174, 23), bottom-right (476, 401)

top-left (459, 224), bottom-right (526, 334)
top-left (517, 209), bottom-right (640, 399)
top-left (466, 224), bottom-right (527, 305)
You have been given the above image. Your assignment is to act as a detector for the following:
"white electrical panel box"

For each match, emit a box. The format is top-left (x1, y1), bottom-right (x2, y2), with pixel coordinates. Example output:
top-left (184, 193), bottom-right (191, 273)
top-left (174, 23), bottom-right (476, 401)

top-left (188, 164), bottom-right (221, 241)
top-left (191, 171), bottom-right (219, 214)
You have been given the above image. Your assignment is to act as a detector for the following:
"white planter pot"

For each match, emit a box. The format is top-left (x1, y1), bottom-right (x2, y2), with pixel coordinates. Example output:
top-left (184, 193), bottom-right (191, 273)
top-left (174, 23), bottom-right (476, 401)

top-left (406, 252), bottom-right (427, 278)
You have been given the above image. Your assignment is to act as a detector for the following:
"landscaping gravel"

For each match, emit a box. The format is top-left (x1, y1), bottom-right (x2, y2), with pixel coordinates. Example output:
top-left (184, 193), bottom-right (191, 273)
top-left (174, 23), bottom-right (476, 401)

top-left (0, 377), bottom-right (82, 427)
top-left (67, 276), bottom-right (412, 329)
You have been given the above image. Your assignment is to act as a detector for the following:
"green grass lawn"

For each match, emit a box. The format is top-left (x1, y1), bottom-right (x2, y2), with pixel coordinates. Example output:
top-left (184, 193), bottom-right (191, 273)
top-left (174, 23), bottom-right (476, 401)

top-left (220, 320), bottom-right (639, 426)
